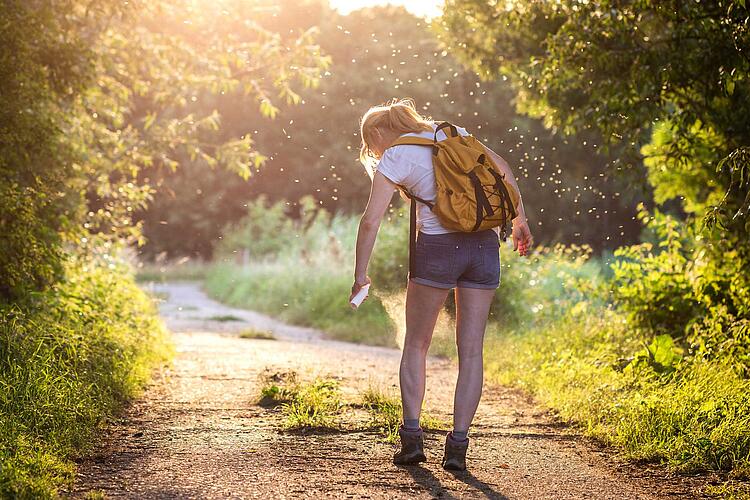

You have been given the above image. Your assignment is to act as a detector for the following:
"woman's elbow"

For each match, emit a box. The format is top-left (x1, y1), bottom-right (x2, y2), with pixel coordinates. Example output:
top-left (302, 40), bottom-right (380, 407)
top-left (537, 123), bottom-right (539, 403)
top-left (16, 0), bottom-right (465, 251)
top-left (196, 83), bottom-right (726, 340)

top-left (359, 216), bottom-right (381, 232)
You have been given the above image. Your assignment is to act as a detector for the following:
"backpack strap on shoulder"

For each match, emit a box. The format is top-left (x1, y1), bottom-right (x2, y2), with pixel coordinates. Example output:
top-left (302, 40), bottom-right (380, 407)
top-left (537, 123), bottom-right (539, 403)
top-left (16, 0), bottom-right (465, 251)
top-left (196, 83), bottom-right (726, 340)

top-left (435, 121), bottom-right (459, 139)
top-left (389, 136), bottom-right (439, 156)
top-left (389, 136), bottom-right (435, 148)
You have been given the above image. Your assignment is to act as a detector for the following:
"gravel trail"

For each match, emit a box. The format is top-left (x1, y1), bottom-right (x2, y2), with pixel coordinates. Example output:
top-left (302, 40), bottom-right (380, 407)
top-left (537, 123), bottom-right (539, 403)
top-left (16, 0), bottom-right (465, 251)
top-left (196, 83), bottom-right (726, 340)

top-left (73, 282), bottom-right (707, 499)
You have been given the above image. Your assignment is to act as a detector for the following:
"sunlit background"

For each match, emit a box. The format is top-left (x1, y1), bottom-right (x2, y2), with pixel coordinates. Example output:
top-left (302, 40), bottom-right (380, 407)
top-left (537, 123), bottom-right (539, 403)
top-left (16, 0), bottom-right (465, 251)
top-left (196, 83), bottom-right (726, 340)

top-left (329, 0), bottom-right (444, 18)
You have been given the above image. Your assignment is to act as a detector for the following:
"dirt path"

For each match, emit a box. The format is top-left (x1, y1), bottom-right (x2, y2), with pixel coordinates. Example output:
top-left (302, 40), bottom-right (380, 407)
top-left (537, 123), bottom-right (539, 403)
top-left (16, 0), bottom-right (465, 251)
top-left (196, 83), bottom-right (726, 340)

top-left (73, 282), bottom-right (707, 499)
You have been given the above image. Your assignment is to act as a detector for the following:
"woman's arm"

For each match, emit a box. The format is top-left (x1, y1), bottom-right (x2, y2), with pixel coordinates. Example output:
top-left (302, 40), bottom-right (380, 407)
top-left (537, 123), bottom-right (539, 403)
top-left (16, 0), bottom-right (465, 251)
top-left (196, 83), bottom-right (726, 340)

top-left (482, 143), bottom-right (534, 255)
top-left (351, 171), bottom-right (398, 298)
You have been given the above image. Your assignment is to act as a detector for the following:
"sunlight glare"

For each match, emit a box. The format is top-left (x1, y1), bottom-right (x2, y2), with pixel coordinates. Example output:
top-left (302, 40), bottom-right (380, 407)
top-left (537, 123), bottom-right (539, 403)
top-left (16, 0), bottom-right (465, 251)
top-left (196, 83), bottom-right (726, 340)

top-left (328, 0), bottom-right (444, 19)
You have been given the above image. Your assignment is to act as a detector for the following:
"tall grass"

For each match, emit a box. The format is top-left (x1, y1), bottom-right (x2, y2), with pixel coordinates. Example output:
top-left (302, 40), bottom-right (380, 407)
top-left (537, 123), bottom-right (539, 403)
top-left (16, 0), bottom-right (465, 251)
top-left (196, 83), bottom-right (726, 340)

top-left (0, 258), bottom-right (173, 498)
top-left (205, 197), bottom-right (401, 346)
top-left (205, 196), bottom-right (601, 348)
top-left (485, 306), bottom-right (750, 475)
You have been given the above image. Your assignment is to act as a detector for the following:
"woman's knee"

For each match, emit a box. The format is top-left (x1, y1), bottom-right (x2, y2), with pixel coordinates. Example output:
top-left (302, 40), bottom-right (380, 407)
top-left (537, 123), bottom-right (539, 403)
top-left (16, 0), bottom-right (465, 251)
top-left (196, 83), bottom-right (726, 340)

top-left (456, 339), bottom-right (484, 360)
top-left (403, 330), bottom-right (432, 355)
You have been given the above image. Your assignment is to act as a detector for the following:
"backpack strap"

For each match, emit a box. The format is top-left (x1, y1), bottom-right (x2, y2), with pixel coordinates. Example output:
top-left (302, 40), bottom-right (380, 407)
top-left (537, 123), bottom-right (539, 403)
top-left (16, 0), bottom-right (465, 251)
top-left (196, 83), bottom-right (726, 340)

top-left (408, 196), bottom-right (417, 280)
top-left (435, 121), bottom-right (459, 139)
top-left (467, 170), bottom-right (495, 231)
top-left (389, 136), bottom-right (439, 156)
top-left (386, 133), bottom-right (445, 280)
top-left (389, 136), bottom-right (435, 147)
top-left (395, 184), bottom-right (433, 280)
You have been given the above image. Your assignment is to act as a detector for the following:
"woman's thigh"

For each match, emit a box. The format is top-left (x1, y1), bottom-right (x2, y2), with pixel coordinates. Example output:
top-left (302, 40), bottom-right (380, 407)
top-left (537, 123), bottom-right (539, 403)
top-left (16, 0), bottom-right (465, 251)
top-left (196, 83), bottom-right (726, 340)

top-left (404, 280), bottom-right (450, 350)
top-left (454, 287), bottom-right (495, 353)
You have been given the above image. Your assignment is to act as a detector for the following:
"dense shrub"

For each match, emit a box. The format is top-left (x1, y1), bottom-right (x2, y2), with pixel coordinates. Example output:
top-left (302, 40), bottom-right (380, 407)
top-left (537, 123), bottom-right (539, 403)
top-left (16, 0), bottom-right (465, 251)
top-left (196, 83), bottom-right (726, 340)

top-left (606, 202), bottom-right (750, 375)
top-left (608, 205), bottom-right (703, 339)
top-left (0, 259), bottom-right (172, 498)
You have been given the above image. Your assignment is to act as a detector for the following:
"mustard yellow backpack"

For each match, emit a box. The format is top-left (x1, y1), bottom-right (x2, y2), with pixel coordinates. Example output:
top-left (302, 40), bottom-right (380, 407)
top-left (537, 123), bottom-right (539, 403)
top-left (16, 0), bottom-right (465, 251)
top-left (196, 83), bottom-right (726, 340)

top-left (387, 122), bottom-right (520, 277)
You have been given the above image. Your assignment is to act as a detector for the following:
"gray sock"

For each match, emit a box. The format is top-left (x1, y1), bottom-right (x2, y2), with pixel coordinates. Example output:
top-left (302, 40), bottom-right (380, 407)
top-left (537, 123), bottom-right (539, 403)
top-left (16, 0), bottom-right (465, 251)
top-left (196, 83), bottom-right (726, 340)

top-left (403, 418), bottom-right (421, 431)
top-left (451, 429), bottom-right (469, 441)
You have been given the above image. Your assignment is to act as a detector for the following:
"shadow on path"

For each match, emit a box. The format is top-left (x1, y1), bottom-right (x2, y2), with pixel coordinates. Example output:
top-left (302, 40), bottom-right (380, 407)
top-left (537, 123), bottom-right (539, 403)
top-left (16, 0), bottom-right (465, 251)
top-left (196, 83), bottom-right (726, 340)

top-left (447, 468), bottom-right (510, 500)
top-left (399, 464), bottom-right (509, 500)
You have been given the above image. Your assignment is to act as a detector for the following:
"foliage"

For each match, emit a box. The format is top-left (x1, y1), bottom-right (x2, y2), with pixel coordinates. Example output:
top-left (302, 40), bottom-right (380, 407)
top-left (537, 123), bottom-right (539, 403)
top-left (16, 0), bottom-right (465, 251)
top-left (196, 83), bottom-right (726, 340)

top-left (441, 0), bottom-right (750, 373)
top-left (138, 2), bottom-right (643, 260)
top-left (607, 204), bottom-right (702, 339)
top-left (205, 198), bottom-right (395, 345)
top-left (206, 197), bottom-right (605, 346)
top-left (135, 259), bottom-right (211, 283)
top-left (0, 259), bottom-right (172, 498)
top-left (0, 0), bottom-right (328, 302)
top-left (257, 371), bottom-right (342, 429)
top-left (489, 241), bottom-right (604, 328)
top-left (365, 209), bottom-right (411, 291)
top-left (282, 379), bottom-right (342, 429)
top-left (216, 195), bottom-right (318, 260)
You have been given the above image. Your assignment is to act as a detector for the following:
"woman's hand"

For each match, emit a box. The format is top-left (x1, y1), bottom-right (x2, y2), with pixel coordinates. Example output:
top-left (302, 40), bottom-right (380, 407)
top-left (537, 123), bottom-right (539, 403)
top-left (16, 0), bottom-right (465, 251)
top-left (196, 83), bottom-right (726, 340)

top-left (512, 219), bottom-right (533, 257)
top-left (349, 276), bottom-right (372, 304)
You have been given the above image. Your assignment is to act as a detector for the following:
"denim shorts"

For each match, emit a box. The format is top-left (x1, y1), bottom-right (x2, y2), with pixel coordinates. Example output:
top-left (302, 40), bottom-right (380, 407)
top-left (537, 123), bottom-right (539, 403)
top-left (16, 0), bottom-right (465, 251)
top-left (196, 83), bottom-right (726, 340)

top-left (410, 229), bottom-right (501, 290)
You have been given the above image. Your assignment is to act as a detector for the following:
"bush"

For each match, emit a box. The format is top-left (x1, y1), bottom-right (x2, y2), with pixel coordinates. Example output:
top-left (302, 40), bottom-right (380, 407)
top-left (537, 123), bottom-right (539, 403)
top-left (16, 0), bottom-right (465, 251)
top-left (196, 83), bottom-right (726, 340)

top-left (0, 258), bottom-right (172, 498)
top-left (608, 205), bottom-right (703, 340)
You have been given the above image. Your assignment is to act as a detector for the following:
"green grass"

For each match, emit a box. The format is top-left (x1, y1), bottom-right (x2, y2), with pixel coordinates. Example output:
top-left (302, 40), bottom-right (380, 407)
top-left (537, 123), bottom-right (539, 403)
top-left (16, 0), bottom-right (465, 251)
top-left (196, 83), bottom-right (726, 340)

top-left (238, 328), bottom-right (276, 340)
top-left (205, 259), bottom-right (396, 346)
top-left (0, 259), bottom-right (173, 498)
top-left (258, 371), bottom-right (342, 429)
top-left (704, 481), bottom-right (750, 499)
top-left (258, 371), bottom-right (299, 407)
top-left (283, 379), bottom-right (342, 429)
top-left (135, 259), bottom-right (211, 283)
top-left (484, 305), bottom-right (750, 476)
top-left (257, 373), bottom-right (449, 440)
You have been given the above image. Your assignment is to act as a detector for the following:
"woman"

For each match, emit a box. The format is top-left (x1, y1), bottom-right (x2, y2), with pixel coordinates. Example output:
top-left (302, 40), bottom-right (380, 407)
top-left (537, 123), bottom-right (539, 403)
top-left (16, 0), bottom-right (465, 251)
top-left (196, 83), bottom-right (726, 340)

top-left (350, 98), bottom-right (533, 471)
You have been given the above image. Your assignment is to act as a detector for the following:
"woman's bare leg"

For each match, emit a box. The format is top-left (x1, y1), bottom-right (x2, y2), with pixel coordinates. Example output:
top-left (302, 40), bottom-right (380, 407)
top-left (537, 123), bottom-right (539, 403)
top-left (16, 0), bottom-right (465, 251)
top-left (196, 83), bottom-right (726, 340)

top-left (400, 280), bottom-right (451, 423)
top-left (453, 287), bottom-right (496, 433)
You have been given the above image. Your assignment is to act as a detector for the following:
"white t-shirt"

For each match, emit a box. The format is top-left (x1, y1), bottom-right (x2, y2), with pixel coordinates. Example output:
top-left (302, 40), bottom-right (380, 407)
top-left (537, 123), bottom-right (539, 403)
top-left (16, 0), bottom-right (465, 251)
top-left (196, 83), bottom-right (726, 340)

top-left (376, 123), bottom-right (500, 236)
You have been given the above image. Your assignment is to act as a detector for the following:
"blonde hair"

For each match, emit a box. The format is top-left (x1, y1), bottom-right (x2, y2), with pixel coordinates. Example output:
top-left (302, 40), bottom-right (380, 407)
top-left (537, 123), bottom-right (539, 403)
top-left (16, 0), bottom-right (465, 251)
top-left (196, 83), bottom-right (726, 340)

top-left (359, 98), bottom-right (433, 177)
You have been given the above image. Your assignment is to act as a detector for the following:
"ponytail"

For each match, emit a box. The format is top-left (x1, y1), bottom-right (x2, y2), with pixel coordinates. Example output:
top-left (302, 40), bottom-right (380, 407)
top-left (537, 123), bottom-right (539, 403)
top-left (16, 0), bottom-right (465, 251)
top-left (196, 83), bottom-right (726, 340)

top-left (359, 98), bottom-right (433, 177)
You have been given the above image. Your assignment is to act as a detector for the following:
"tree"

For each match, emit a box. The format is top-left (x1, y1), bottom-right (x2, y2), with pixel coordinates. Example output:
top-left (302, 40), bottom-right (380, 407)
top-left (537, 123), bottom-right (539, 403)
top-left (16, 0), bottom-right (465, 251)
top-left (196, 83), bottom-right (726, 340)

top-left (0, 0), bottom-right (328, 301)
top-left (439, 0), bottom-right (750, 358)
top-left (440, 0), bottom-right (749, 225)
top-left (138, 2), bottom-right (643, 259)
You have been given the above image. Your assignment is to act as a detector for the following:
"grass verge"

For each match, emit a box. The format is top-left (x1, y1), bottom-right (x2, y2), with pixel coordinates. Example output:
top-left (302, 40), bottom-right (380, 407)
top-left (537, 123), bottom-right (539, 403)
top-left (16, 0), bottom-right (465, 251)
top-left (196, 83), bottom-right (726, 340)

top-left (484, 305), bottom-right (750, 477)
top-left (0, 260), bottom-right (173, 498)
